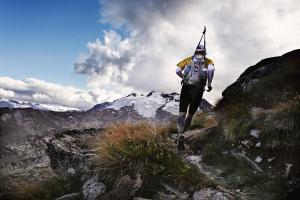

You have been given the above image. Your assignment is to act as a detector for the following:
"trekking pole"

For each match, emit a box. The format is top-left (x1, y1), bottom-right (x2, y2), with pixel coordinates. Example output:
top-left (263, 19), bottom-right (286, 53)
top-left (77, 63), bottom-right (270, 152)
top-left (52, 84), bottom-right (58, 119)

top-left (193, 26), bottom-right (206, 56)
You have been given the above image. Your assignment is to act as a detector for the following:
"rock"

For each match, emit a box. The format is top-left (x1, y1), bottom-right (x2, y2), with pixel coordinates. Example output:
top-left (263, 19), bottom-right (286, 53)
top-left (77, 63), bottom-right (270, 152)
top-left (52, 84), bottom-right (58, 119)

top-left (193, 188), bottom-right (215, 200)
top-left (186, 155), bottom-right (202, 168)
top-left (212, 192), bottom-right (228, 200)
top-left (193, 189), bottom-right (229, 200)
top-left (250, 129), bottom-right (261, 139)
top-left (161, 183), bottom-right (189, 200)
top-left (1, 113), bottom-right (11, 121)
top-left (250, 107), bottom-right (274, 121)
top-left (103, 175), bottom-right (142, 200)
top-left (241, 140), bottom-right (250, 146)
top-left (267, 157), bottom-right (276, 163)
top-left (132, 197), bottom-right (153, 200)
top-left (45, 131), bottom-right (97, 176)
top-left (231, 152), bottom-right (263, 172)
top-left (255, 142), bottom-right (261, 148)
top-left (154, 192), bottom-right (178, 200)
top-left (254, 156), bottom-right (263, 163)
top-left (55, 193), bottom-right (81, 200)
top-left (0, 135), bottom-right (54, 192)
top-left (82, 176), bottom-right (105, 200)
top-left (285, 163), bottom-right (293, 178)
top-left (133, 197), bottom-right (153, 200)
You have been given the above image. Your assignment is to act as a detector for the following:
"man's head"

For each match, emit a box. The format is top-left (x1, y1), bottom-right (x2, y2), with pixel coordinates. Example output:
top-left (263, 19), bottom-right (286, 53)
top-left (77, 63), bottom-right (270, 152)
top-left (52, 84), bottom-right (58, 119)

top-left (195, 45), bottom-right (206, 56)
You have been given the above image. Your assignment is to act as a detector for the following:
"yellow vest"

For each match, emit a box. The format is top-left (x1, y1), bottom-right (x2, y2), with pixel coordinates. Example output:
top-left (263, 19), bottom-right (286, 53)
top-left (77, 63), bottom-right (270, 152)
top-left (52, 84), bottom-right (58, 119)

top-left (176, 56), bottom-right (214, 70)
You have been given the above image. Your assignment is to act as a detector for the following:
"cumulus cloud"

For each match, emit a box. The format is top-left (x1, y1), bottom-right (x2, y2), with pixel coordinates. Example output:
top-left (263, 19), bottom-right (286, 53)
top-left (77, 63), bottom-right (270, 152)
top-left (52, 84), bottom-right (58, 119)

top-left (0, 88), bottom-right (15, 98)
top-left (75, 0), bottom-right (300, 104)
top-left (0, 76), bottom-right (122, 109)
top-left (2, 1), bottom-right (299, 109)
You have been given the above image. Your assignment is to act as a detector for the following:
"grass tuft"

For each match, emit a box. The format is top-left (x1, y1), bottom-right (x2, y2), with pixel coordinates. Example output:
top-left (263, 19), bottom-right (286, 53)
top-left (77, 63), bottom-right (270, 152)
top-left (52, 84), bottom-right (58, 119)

top-left (219, 103), bottom-right (252, 142)
top-left (1, 176), bottom-right (80, 200)
top-left (92, 122), bottom-right (216, 194)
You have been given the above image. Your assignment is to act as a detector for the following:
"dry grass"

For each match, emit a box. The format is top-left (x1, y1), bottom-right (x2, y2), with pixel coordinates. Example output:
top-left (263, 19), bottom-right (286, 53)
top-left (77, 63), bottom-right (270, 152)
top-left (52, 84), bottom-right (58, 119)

top-left (273, 95), bottom-right (300, 113)
top-left (194, 113), bottom-right (218, 128)
top-left (92, 122), bottom-right (216, 193)
top-left (2, 176), bottom-right (79, 200)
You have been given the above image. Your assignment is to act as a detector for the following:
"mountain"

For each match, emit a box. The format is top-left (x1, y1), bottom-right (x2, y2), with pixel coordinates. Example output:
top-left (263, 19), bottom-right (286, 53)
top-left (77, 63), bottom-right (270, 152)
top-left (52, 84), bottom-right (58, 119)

top-left (5, 49), bottom-right (295, 200)
top-left (214, 49), bottom-right (300, 199)
top-left (0, 91), bottom-right (192, 193)
top-left (88, 91), bottom-right (213, 117)
top-left (0, 97), bottom-right (48, 110)
top-left (39, 49), bottom-right (297, 200)
top-left (0, 90), bottom-right (213, 146)
top-left (88, 91), bottom-right (180, 117)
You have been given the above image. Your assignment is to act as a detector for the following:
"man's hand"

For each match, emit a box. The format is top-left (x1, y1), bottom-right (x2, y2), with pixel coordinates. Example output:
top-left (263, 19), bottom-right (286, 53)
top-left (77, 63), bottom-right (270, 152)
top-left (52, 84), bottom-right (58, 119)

top-left (176, 71), bottom-right (183, 78)
top-left (206, 85), bottom-right (212, 92)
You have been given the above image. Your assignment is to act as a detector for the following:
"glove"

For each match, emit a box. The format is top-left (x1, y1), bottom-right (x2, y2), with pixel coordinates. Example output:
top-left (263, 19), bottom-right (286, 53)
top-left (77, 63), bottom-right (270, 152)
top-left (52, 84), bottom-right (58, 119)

top-left (206, 85), bottom-right (212, 92)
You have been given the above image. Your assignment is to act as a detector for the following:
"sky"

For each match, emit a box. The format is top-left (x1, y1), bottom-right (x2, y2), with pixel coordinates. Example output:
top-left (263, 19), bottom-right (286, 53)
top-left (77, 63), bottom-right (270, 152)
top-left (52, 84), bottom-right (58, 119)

top-left (0, 0), bottom-right (299, 110)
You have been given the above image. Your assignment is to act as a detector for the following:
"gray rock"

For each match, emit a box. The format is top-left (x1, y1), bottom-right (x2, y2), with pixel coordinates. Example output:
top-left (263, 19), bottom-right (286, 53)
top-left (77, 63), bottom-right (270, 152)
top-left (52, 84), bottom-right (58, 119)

top-left (186, 155), bottom-right (202, 169)
top-left (231, 152), bottom-right (263, 172)
top-left (45, 131), bottom-right (95, 176)
top-left (133, 197), bottom-right (153, 200)
top-left (154, 192), bottom-right (179, 200)
top-left (267, 157), bottom-right (276, 163)
top-left (103, 175), bottom-right (142, 200)
top-left (285, 163), bottom-right (293, 178)
top-left (212, 192), bottom-right (228, 200)
top-left (193, 188), bottom-right (215, 200)
top-left (82, 176), bottom-right (105, 200)
top-left (55, 193), bottom-right (81, 200)
top-left (193, 189), bottom-right (229, 200)
top-left (250, 129), bottom-right (261, 139)
top-left (161, 183), bottom-right (189, 200)
top-left (255, 142), bottom-right (261, 148)
top-left (254, 156), bottom-right (263, 163)
top-left (0, 135), bottom-right (54, 191)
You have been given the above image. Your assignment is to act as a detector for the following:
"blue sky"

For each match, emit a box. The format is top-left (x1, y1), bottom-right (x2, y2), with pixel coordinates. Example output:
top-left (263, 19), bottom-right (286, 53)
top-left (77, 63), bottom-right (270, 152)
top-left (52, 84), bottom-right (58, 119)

top-left (0, 0), bottom-right (299, 110)
top-left (0, 0), bottom-right (105, 88)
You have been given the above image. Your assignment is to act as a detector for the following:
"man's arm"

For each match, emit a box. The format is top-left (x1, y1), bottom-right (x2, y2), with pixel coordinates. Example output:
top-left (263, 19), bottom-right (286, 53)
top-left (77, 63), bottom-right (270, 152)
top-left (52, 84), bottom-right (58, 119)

top-left (207, 64), bottom-right (215, 92)
top-left (176, 67), bottom-right (183, 78)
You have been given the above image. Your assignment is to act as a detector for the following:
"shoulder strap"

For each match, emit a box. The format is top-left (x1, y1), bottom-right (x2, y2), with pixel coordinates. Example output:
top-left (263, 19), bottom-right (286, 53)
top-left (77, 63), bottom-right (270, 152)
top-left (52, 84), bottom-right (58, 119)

top-left (177, 56), bottom-right (192, 69)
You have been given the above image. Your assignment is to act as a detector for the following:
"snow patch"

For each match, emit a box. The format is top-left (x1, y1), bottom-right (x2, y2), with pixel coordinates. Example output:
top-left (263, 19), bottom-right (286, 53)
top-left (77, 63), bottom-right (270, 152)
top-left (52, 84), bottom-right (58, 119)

top-left (107, 91), bottom-right (178, 118)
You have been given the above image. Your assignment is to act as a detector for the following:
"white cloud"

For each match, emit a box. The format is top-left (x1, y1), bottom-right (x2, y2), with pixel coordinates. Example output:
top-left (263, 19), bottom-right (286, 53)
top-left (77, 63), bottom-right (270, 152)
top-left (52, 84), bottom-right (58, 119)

top-left (0, 76), bottom-right (122, 109)
top-left (75, 0), bottom-right (300, 104)
top-left (2, 1), bottom-right (299, 109)
top-left (0, 88), bottom-right (15, 98)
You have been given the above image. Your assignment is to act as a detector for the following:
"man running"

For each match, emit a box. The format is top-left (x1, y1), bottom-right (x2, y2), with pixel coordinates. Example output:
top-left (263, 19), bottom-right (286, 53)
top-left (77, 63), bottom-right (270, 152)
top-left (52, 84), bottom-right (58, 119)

top-left (175, 44), bottom-right (215, 150)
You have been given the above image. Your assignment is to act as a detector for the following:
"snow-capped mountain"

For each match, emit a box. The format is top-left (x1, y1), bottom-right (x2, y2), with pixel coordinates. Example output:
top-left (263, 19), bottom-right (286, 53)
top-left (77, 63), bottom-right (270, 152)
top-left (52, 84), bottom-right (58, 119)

top-left (0, 97), bottom-right (48, 110)
top-left (0, 91), bottom-right (212, 115)
top-left (88, 91), bottom-right (213, 118)
top-left (106, 91), bottom-right (179, 118)
top-left (0, 97), bottom-right (81, 112)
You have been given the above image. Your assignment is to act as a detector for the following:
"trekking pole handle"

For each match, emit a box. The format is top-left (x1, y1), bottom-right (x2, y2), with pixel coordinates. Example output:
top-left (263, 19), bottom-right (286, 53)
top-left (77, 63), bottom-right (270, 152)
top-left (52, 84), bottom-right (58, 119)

top-left (202, 26), bottom-right (206, 34)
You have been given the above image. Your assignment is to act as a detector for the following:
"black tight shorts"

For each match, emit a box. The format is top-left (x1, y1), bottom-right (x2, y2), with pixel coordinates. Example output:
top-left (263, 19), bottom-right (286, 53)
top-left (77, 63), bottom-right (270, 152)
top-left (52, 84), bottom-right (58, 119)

top-left (179, 84), bottom-right (204, 116)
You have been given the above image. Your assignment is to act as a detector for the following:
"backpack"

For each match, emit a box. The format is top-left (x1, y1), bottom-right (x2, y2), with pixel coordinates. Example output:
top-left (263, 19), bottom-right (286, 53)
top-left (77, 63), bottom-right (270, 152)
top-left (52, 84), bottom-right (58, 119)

top-left (182, 57), bottom-right (208, 87)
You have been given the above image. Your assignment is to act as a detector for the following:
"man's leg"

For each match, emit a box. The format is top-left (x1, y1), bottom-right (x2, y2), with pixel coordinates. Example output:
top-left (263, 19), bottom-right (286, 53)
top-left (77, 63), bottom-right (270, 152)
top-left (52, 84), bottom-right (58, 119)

top-left (178, 84), bottom-right (190, 134)
top-left (177, 84), bottom-right (191, 151)
top-left (177, 112), bottom-right (186, 134)
top-left (183, 114), bottom-right (193, 132)
top-left (184, 86), bottom-right (204, 131)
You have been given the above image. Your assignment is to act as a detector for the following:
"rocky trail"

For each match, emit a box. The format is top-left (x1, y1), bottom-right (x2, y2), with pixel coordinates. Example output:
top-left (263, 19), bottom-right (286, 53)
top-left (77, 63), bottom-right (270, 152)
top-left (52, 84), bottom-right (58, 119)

top-left (0, 49), bottom-right (299, 200)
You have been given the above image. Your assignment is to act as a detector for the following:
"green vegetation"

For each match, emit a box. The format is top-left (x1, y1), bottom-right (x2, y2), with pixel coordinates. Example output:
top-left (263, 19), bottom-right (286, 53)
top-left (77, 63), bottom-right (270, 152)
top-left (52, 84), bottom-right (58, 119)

top-left (219, 102), bottom-right (252, 142)
top-left (92, 122), bottom-right (216, 195)
top-left (188, 112), bottom-right (218, 130)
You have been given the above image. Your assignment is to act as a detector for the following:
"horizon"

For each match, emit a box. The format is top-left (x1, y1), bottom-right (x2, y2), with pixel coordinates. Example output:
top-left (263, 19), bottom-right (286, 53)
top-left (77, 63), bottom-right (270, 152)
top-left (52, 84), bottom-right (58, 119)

top-left (1, 0), bottom-right (299, 109)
